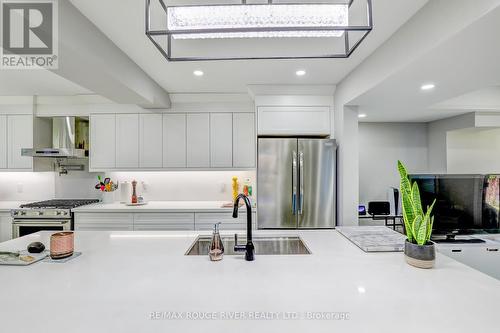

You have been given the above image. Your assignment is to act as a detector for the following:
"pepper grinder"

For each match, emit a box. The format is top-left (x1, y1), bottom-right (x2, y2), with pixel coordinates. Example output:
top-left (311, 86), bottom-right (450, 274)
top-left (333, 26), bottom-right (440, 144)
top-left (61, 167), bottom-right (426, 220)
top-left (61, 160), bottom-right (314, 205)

top-left (209, 223), bottom-right (224, 261)
top-left (131, 180), bottom-right (138, 204)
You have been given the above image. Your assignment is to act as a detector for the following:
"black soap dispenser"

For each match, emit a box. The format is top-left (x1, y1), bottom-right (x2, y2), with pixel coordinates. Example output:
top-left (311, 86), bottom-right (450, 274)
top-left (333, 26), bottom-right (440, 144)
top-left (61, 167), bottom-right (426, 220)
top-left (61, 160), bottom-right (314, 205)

top-left (209, 222), bottom-right (224, 261)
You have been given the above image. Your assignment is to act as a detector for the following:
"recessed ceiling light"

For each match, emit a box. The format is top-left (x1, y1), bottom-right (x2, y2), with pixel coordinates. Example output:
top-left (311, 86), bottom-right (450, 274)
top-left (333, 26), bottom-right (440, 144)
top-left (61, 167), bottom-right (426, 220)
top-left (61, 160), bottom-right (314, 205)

top-left (296, 70), bottom-right (306, 76)
top-left (193, 70), bottom-right (204, 76)
top-left (421, 83), bottom-right (435, 91)
top-left (358, 113), bottom-right (367, 118)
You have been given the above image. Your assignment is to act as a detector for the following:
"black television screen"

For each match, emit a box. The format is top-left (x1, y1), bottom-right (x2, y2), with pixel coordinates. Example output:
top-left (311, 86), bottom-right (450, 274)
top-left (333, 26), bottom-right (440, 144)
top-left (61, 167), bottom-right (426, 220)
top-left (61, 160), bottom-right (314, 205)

top-left (409, 174), bottom-right (499, 235)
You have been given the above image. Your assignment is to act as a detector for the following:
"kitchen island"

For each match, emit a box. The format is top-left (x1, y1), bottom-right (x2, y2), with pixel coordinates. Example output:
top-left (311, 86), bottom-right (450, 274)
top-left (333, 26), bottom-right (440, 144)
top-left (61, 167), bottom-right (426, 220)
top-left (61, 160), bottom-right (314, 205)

top-left (1, 230), bottom-right (499, 333)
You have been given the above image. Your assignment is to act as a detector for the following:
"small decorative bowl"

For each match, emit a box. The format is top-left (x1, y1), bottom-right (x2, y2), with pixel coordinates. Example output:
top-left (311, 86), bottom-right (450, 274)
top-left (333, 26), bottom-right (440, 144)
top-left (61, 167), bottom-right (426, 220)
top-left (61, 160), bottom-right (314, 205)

top-left (50, 232), bottom-right (74, 259)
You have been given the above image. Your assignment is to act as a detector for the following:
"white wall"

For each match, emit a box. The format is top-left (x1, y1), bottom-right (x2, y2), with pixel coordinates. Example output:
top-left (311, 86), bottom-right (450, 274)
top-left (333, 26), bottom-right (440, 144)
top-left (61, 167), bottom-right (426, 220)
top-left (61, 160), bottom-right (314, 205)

top-left (427, 113), bottom-right (475, 173)
top-left (447, 128), bottom-right (500, 174)
top-left (359, 123), bottom-right (429, 205)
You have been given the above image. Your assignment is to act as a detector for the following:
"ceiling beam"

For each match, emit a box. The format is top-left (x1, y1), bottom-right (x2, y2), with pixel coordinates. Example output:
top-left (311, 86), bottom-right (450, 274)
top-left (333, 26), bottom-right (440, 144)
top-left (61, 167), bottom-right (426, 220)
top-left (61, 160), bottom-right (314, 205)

top-left (51, 1), bottom-right (170, 108)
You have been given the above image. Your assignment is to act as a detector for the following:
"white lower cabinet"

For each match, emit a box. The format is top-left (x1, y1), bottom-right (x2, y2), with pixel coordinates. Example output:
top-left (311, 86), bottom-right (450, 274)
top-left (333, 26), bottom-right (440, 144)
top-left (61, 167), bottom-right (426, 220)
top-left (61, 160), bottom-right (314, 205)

top-left (75, 213), bottom-right (134, 231)
top-left (73, 211), bottom-right (255, 231)
top-left (195, 212), bottom-right (257, 231)
top-left (134, 213), bottom-right (194, 231)
top-left (0, 213), bottom-right (12, 243)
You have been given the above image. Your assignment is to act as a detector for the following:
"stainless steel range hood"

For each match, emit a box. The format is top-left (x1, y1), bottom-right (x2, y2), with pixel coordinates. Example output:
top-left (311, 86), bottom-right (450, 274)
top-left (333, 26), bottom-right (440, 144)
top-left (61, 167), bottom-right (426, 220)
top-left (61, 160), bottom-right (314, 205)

top-left (22, 117), bottom-right (89, 158)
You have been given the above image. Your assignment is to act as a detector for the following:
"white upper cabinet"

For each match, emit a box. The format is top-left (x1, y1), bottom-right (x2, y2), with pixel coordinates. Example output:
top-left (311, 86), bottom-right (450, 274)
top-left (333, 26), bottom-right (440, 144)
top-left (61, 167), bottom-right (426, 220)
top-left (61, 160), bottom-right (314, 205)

top-left (116, 114), bottom-right (139, 168)
top-left (7, 115), bottom-right (33, 169)
top-left (257, 106), bottom-right (330, 136)
top-left (186, 113), bottom-right (210, 168)
top-left (90, 112), bottom-right (256, 171)
top-left (0, 115), bottom-right (6, 169)
top-left (90, 114), bottom-right (116, 169)
top-left (210, 113), bottom-right (233, 167)
top-left (163, 113), bottom-right (186, 168)
top-left (139, 113), bottom-right (162, 168)
top-left (233, 113), bottom-right (255, 168)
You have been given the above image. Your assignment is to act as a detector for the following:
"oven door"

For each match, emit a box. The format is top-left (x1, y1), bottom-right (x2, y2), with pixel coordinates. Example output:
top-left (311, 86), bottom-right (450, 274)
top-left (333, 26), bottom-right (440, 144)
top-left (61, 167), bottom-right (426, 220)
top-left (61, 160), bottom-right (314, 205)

top-left (12, 219), bottom-right (71, 239)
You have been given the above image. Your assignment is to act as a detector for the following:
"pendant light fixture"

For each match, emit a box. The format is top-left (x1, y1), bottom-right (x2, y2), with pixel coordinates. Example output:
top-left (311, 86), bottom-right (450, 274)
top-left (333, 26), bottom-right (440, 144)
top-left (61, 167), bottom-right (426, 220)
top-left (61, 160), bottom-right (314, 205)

top-left (146, 0), bottom-right (373, 61)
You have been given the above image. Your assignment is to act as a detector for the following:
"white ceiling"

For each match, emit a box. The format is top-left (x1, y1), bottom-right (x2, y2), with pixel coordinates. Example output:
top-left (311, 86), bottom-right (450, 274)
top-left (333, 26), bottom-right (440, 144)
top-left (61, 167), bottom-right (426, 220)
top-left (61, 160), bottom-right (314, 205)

top-left (70, 0), bottom-right (429, 94)
top-left (0, 70), bottom-right (91, 96)
top-left (352, 1), bottom-right (500, 123)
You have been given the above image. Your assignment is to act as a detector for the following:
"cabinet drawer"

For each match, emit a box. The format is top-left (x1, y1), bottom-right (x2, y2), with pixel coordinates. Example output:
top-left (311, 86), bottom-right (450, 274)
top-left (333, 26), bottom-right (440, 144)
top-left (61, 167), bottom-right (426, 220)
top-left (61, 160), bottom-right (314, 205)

top-left (195, 212), bottom-right (256, 231)
top-left (134, 213), bottom-right (195, 231)
top-left (74, 213), bottom-right (133, 231)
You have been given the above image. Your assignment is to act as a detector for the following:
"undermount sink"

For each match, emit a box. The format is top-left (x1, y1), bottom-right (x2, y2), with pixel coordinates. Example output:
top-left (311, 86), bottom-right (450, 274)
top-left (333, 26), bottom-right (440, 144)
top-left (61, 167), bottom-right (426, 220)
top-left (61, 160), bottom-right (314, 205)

top-left (185, 235), bottom-right (311, 256)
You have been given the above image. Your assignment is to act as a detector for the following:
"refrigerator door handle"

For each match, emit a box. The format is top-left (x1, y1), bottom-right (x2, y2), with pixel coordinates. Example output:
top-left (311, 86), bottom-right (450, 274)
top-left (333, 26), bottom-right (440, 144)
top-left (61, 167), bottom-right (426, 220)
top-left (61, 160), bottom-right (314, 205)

top-left (292, 150), bottom-right (298, 215)
top-left (298, 151), bottom-right (304, 215)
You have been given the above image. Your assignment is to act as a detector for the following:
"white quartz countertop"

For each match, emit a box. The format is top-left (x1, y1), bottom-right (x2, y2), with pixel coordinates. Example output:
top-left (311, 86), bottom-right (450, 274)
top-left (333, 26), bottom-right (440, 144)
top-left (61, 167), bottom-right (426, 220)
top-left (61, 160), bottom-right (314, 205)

top-left (0, 201), bottom-right (26, 212)
top-left (71, 201), bottom-right (256, 213)
top-left (1, 229), bottom-right (499, 333)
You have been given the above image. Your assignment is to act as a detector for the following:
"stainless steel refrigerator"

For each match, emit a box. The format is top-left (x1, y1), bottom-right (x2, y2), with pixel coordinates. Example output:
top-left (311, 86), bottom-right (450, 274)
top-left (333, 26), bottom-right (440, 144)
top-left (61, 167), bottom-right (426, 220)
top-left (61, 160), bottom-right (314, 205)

top-left (257, 138), bottom-right (337, 229)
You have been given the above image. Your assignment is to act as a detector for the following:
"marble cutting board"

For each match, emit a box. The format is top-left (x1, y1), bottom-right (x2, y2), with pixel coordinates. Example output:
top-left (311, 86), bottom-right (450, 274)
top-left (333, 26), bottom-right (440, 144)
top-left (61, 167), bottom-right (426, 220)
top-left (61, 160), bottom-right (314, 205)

top-left (336, 226), bottom-right (406, 252)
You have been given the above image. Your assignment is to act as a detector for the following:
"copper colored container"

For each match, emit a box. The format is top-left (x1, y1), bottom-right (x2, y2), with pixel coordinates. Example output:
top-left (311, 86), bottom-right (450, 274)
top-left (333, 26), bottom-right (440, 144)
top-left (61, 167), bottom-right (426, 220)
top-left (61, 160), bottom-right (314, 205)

top-left (50, 232), bottom-right (74, 259)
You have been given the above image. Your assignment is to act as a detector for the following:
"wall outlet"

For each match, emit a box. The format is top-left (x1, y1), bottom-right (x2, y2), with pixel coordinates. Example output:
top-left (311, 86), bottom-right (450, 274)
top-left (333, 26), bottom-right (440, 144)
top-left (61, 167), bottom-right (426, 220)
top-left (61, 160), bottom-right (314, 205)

top-left (16, 182), bottom-right (23, 194)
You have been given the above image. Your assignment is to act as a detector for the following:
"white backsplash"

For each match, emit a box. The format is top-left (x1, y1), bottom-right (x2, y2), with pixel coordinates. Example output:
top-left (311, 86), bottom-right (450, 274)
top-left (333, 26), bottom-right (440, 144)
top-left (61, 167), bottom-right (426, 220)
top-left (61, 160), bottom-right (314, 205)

top-left (0, 172), bottom-right (55, 201)
top-left (106, 171), bottom-right (256, 202)
top-left (0, 169), bottom-right (256, 202)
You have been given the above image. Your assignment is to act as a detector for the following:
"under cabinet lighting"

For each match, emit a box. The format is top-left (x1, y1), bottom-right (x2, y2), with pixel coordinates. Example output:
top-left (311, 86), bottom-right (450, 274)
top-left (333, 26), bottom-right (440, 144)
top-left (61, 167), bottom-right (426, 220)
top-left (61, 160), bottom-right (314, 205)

top-left (421, 83), bottom-right (435, 91)
top-left (167, 4), bottom-right (348, 40)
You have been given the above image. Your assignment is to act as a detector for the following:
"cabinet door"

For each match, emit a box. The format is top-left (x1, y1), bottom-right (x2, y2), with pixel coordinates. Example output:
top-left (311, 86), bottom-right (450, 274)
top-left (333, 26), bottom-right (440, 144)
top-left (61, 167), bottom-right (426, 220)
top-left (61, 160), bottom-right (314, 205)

top-left (233, 113), bottom-right (256, 168)
top-left (210, 113), bottom-right (232, 167)
top-left (7, 115), bottom-right (32, 169)
top-left (74, 213), bottom-right (134, 231)
top-left (0, 115), bottom-right (6, 169)
top-left (163, 114), bottom-right (186, 168)
top-left (257, 106), bottom-right (330, 136)
top-left (139, 114), bottom-right (163, 168)
top-left (195, 212), bottom-right (257, 231)
top-left (0, 213), bottom-right (12, 243)
top-left (134, 213), bottom-right (195, 231)
top-left (186, 113), bottom-right (210, 168)
top-left (90, 114), bottom-right (116, 169)
top-left (116, 114), bottom-right (139, 168)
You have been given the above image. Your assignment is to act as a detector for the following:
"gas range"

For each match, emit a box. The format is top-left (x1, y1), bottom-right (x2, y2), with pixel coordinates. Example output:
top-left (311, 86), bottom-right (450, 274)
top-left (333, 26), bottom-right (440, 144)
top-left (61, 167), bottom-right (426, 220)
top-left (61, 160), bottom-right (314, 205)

top-left (12, 199), bottom-right (99, 219)
top-left (11, 199), bottom-right (99, 238)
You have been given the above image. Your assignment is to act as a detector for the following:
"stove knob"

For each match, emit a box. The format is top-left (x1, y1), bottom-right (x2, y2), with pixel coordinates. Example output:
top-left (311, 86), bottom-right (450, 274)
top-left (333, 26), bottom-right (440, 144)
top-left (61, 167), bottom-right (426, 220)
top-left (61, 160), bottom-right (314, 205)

top-left (21, 211), bottom-right (26, 216)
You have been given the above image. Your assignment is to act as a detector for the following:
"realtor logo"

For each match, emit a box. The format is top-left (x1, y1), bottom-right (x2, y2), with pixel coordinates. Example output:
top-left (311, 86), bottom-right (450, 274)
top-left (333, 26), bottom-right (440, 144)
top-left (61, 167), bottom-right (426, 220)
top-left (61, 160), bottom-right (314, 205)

top-left (1, 0), bottom-right (58, 69)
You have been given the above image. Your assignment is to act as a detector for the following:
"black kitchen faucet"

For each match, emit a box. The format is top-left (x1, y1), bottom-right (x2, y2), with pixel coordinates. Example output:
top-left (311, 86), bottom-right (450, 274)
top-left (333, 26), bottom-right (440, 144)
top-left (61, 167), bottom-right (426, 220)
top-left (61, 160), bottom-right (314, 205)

top-left (233, 194), bottom-right (255, 261)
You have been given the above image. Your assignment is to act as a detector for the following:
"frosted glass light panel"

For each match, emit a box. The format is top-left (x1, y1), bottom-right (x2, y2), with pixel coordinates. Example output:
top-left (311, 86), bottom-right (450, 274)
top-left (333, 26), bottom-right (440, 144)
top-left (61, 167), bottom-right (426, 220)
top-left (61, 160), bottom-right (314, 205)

top-left (146, 0), bottom-right (373, 61)
top-left (167, 4), bottom-right (348, 39)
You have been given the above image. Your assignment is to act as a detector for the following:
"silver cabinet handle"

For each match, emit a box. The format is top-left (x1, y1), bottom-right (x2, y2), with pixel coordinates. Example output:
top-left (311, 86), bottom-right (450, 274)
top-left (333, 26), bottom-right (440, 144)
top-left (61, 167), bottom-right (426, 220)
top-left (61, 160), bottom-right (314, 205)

top-left (292, 150), bottom-right (297, 215)
top-left (299, 151), bottom-right (304, 215)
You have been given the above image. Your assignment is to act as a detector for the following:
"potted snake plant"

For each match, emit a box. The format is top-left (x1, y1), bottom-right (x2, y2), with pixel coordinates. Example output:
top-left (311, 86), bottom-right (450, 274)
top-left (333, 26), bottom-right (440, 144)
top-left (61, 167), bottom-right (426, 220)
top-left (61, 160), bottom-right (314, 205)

top-left (398, 161), bottom-right (437, 269)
